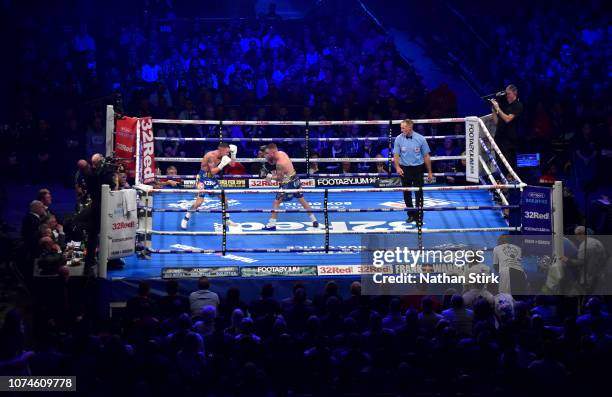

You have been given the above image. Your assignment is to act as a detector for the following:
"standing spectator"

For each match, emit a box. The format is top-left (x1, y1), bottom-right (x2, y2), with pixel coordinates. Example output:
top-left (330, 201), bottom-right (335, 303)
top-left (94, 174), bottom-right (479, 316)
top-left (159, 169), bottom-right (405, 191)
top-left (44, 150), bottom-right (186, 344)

top-left (189, 276), bottom-right (220, 317)
top-left (561, 226), bottom-right (607, 293)
top-left (74, 159), bottom-right (90, 208)
top-left (493, 234), bottom-right (527, 294)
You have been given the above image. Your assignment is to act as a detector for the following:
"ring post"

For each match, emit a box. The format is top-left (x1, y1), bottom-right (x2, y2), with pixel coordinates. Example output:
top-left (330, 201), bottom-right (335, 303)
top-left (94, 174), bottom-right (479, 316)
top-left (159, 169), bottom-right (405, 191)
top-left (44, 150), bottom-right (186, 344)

top-left (99, 184), bottom-right (110, 278)
top-left (105, 105), bottom-right (114, 157)
top-left (552, 181), bottom-right (564, 259)
top-left (324, 189), bottom-right (330, 253)
top-left (218, 120), bottom-right (223, 144)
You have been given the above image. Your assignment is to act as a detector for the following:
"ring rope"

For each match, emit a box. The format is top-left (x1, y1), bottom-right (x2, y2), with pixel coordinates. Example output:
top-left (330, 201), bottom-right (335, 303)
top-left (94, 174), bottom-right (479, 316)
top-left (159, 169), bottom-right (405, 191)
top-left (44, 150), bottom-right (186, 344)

top-left (153, 135), bottom-right (465, 142)
top-left (479, 157), bottom-right (510, 206)
top-left (150, 117), bottom-right (467, 126)
top-left (477, 118), bottom-right (523, 184)
top-left (136, 183), bottom-right (525, 195)
top-left (137, 226), bottom-right (519, 236)
top-left (154, 156), bottom-right (465, 163)
top-left (479, 138), bottom-right (508, 184)
top-left (156, 172), bottom-right (466, 179)
top-left (141, 205), bottom-right (519, 214)
top-left (148, 246), bottom-right (497, 254)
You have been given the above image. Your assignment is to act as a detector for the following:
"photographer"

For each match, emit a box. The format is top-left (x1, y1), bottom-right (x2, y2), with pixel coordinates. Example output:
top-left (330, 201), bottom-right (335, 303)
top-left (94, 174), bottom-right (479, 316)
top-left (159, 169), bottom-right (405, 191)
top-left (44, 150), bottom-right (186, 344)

top-left (83, 153), bottom-right (117, 274)
top-left (490, 84), bottom-right (523, 171)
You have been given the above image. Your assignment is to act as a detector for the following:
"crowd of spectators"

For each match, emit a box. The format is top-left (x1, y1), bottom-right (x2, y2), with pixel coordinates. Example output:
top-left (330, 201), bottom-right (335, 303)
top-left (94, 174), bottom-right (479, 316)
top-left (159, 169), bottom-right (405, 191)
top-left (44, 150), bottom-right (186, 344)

top-left (395, 0), bottom-right (611, 193)
top-left (1, 1), bottom-right (610, 393)
top-left (2, 278), bottom-right (612, 395)
top-left (2, 0), bottom-right (464, 185)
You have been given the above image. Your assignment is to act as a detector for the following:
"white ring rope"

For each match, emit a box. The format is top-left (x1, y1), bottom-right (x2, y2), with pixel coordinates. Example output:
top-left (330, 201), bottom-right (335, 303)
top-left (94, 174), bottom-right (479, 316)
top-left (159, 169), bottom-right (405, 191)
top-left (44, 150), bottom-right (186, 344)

top-left (155, 155), bottom-right (465, 163)
top-left (135, 183), bottom-right (524, 195)
top-left (153, 135), bottom-right (465, 142)
top-left (138, 226), bottom-right (519, 236)
top-left (151, 117), bottom-right (467, 126)
top-left (477, 118), bottom-right (523, 185)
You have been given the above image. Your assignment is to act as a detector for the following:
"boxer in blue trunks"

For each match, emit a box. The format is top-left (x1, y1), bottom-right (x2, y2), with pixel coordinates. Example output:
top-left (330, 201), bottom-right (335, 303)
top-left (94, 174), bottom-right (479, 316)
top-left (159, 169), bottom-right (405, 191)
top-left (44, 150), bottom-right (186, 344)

top-left (262, 143), bottom-right (319, 230)
top-left (181, 143), bottom-right (238, 229)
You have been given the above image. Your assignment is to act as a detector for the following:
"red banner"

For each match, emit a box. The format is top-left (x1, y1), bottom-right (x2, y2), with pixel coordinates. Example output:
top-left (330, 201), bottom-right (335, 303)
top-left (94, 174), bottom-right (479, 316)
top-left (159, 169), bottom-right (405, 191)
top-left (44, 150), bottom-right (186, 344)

top-left (139, 117), bottom-right (156, 184)
top-left (114, 117), bottom-right (138, 178)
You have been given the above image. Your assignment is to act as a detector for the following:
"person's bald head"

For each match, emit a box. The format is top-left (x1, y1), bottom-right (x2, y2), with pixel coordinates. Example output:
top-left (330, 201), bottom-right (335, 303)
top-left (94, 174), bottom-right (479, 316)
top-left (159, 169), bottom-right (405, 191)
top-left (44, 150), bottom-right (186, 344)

top-left (29, 200), bottom-right (46, 216)
top-left (91, 153), bottom-right (104, 168)
top-left (77, 159), bottom-right (89, 170)
top-left (574, 226), bottom-right (586, 236)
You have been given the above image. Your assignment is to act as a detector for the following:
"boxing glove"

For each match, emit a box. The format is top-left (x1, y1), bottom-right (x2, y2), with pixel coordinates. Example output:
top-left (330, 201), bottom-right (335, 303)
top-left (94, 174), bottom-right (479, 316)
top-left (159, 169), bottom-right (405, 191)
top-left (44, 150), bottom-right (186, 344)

top-left (229, 144), bottom-right (238, 159)
top-left (218, 155), bottom-right (232, 170)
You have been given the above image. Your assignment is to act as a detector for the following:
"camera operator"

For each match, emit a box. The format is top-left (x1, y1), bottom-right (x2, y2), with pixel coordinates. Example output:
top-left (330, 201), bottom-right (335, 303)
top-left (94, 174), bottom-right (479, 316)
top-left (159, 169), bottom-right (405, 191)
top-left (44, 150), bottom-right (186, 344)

top-left (490, 84), bottom-right (523, 171)
top-left (83, 153), bottom-right (117, 274)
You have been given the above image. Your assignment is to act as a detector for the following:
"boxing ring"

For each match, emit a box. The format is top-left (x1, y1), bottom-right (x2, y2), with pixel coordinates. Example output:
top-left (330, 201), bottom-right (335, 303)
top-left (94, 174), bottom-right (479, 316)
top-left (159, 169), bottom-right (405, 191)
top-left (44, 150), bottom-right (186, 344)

top-left (98, 105), bottom-right (571, 286)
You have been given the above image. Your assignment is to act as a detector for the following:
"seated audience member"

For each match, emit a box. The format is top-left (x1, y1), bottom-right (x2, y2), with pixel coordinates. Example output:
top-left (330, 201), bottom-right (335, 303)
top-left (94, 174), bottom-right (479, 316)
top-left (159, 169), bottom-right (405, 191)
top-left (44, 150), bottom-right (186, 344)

top-left (38, 224), bottom-right (53, 239)
top-left (371, 154), bottom-right (388, 174)
top-left (158, 279), bottom-right (190, 320)
top-left (224, 309), bottom-right (245, 338)
top-left (125, 281), bottom-right (154, 321)
top-left (308, 152), bottom-right (320, 175)
top-left (37, 236), bottom-right (67, 275)
top-left (157, 165), bottom-right (182, 188)
top-left (340, 161), bottom-right (353, 174)
top-left (189, 276), bottom-right (220, 317)
top-left (37, 188), bottom-right (55, 218)
top-left (382, 298), bottom-right (405, 329)
top-left (442, 295), bottom-right (474, 337)
top-left (41, 215), bottom-right (65, 248)
top-left (434, 138), bottom-right (462, 184)
top-left (22, 200), bottom-right (47, 252)
top-left (418, 296), bottom-right (443, 334)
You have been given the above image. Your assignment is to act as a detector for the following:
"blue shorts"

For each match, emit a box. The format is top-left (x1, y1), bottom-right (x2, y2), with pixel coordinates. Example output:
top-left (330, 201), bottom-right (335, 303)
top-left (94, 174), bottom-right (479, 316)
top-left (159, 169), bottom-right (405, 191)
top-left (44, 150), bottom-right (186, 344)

top-left (276, 175), bottom-right (303, 202)
top-left (196, 170), bottom-right (221, 198)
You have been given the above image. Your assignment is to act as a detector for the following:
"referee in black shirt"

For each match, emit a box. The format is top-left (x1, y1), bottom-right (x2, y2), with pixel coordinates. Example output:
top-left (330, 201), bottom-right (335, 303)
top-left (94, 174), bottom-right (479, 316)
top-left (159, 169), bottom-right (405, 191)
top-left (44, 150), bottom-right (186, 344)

top-left (490, 84), bottom-right (523, 172)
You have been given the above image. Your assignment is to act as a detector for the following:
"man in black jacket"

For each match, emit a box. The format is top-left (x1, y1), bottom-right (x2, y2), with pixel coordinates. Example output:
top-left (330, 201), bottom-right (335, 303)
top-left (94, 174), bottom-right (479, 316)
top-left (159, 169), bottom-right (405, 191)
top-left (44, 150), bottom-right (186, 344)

top-left (21, 200), bottom-right (47, 251)
top-left (490, 84), bottom-right (523, 172)
top-left (83, 153), bottom-right (115, 273)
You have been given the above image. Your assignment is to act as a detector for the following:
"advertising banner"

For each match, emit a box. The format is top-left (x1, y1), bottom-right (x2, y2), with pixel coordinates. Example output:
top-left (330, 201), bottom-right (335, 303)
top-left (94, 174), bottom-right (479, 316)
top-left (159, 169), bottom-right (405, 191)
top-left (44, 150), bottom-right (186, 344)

top-left (114, 117), bottom-right (138, 178)
top-left (465, 118), bottom-right (480, 183)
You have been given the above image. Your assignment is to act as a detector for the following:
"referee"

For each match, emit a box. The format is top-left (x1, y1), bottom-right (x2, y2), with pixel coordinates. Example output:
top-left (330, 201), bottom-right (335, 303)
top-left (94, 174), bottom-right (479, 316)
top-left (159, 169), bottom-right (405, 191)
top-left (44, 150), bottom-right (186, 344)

top-left (393, 119), bottom-right (433, 223)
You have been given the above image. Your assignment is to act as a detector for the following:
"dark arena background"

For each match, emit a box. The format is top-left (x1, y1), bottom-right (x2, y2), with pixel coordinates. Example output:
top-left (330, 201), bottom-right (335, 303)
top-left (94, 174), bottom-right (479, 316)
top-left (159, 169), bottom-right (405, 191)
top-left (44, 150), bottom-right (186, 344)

top-left (0, 0), bottom-right (611, 395)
